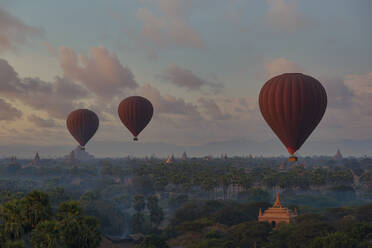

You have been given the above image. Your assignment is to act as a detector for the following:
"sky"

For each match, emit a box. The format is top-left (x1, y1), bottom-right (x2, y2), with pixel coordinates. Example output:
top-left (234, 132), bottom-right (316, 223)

top-left (0, 0), bottom-right (371, 157)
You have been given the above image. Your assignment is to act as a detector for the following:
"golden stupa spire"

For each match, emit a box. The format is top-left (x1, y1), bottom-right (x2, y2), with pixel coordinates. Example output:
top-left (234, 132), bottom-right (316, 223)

top-left (259, 208), bottom-right (262, 217)
top-left (273, 192), bottom-right (282, 208)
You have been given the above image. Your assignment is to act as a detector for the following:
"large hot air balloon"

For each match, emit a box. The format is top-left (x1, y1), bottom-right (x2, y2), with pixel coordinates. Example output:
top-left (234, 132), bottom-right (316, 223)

top-left (259, 73), bottom-right (327, 161)
top-left (118, 96), bottom-right (153, 141)
top-left (66, 109), bottom-right (99, 150)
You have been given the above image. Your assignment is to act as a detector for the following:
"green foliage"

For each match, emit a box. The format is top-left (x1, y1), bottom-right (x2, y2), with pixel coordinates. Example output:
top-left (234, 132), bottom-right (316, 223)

top-left (22, 191), bottom-right (52, 231)
top-left (309, 232), bottom-right (358, 248)
top-left (168, 194), bottom-right (188, 210)
top-left (227, 221), bottom-right (272, 247)
top-left (30, 220), bottom-right (64, 248)
top-left (177, 218), bottom-right (214, 233)
top-left (246, 188), bottom-right (270, 202)
top-left (132, 212), bottom-right (146, 234)
top-left (59, 216), bottom-right (101, 248)
top-left (3, 239), bottom-right (26, 248)
top-left (0, 192), bottom-right (101, 248)
top-left (136, 234), bottom-right (169, 248)
top-left (133, 195), bottom-right (146, 212)
top-left (56, 201), bottom-right (83, 220)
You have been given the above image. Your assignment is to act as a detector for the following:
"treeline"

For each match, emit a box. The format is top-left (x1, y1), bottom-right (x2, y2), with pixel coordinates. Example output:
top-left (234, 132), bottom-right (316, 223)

top-left (0, 191), bottom-right (101, 248)
top-left (152, 200), bottom-right (372, 248)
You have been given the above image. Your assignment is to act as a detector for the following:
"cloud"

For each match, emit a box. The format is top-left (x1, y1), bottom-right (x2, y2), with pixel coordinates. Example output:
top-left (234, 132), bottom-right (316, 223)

top-left (264, 57), bottom-right (303, 79)
top-left (0, 6), bottom-right (44, 53)
top-left (344, 72), bottom-right (372, 115)
top-left (0, 58), bottom-right (89, 119)
top-left (198, 98), bottom-right (231, 120)
top-left (0, 98), bottom-right (22, 121)
top-left (321, 77), bottom-right (353, 109)
top-left (136, 0), bottom-right (204, 51)
top-left (159, 64), bottom-right (223, 92)
top-left (137, 83), bottom-right (200, 117)
top-left (59, 46), bottom-right (138, 99)
top-left (44, 41), bottom-right (57, 57)
top-left (28, 115), bottom-right (58, 128)
top-left (266, 0), bottom-right (310, 31)
top-left (345, 72), bottom-right (372, 95)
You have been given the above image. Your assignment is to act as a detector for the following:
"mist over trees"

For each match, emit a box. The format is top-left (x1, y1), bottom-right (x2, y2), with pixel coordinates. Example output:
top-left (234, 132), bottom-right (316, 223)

top-left (0, 154), bottom-right (371, 247)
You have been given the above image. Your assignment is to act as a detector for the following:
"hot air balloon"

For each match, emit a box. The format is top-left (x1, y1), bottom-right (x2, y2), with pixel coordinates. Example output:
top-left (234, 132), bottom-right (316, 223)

top-left (66, 109), bottom-right (99, 150)
top-left (118, 96), bottom-right (153, 141)
top-left (259, 73), bottom-right (327, 161)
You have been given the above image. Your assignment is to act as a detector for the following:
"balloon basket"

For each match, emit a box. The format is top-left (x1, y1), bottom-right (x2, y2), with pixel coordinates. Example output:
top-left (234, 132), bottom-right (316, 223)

top-left (133, 137), bottom-right (138, 141)
top-left (80, 146), bottom-right (85, 151)
top-left (288, 156), bottom-right (297, 162)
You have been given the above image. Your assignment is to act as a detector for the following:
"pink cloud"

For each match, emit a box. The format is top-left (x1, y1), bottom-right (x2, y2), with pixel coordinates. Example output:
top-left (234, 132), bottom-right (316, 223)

top-left (160, 64), bottom-right (223, 92)
top-left (138, 83), bottom-right (200, 117)
top-left (59, 46), bottom-right (138, 99)
top-left (0, 58), bottom-right (88, 119)
top-left (198, 98), bottom-right (231, 120)
top-left (136, 0), bottom-right (204, 51)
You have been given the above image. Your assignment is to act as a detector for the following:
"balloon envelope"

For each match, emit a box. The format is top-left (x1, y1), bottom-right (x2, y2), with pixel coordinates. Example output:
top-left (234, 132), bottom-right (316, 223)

top-left (66, 109), bottom-right (99, 148)
top-left (118, 96), bottom-right (153, 140)
top-left (259, 73), bottom-right (327, 155)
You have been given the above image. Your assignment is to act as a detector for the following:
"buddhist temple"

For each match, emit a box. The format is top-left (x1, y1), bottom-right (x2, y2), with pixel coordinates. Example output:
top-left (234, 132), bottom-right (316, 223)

top-left (333, 149), bottom-right (343, 161)
top-left (258, 192), bottom-right (297, 228)
top-left (166, 154), bottom-right (175, 164)
top-left (9, 156), bottom-right (17, 165)
top-left (182, 151), bottom-right (187, 161)
top-left (30, 152), bottom-right (40, 166)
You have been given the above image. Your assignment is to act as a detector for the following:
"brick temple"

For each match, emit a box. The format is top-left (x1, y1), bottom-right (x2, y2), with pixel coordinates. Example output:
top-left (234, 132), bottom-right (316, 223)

top-left (258, 192), bottom-right (297, 228)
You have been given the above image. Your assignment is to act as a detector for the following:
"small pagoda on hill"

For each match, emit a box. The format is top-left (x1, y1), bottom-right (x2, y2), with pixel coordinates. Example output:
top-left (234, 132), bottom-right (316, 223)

top-left (258, 192), bottom-right (297, 228)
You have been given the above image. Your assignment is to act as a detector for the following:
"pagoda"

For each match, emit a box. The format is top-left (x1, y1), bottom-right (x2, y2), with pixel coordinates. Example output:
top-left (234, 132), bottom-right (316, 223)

top-left (166, 154), bottom-right (175, 164)
top-left (182, 151), bottom-right (187, 161)
top-left (333, 149), bottom-right (343, 161)
top-left (258, 192), bottom-right (297, 228)
top-left (31, 152), bottom-right (40, 166)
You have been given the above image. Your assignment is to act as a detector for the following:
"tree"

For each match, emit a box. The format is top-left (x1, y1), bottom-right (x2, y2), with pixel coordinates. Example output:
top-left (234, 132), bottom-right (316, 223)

top-left (308, 232), bottom-right (358, 248)
top-left (3, 240), bottom-right (26, 248)
top-left (59, 215), bottom-right (101, 248)
top-left (133, 195), bottom-right (146, 212)
top-left (168, 194), bottom-right (188, 210)
top-left (30, 220), bottom-right (64, 248)
top-left (56, 201), bottom-right (83, 220)
top-left (22, 191), bottom-right (52, 231)
top-left (132, 212), bottom-right (145, 234)
top-left (0, 200), bottom-right (25, 240)
top-left (136, 234), bottom-right (169, 248)
top-left (246, 188), bottom-right (270, 202)
top-left (228, 221), bottom-right (271, 247)
top-left (147, 196), bottom-right (164, 228)
top-left (57, 202), bottom-right (101, 248)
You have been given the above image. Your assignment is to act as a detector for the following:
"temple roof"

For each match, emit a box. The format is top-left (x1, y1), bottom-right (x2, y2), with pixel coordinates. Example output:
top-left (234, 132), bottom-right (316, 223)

top-left (259, 192), bottom-right (297, 220)
top-left (273, 192), bottom-right (282, 208)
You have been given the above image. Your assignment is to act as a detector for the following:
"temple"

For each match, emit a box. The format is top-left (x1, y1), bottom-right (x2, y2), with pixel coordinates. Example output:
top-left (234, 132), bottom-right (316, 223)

top-left (166, 154), bottom-right (175, 164)
top-left (258, 192), bottom-right (297, 228)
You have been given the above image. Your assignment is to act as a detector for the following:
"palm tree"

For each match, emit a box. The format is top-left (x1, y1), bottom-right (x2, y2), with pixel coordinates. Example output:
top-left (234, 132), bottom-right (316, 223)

top-left (0, 200), bottom-right (25, 239)
top-left (30, 220), bottom-right (64, 248)
top-left (22, 191), bottom-right (52, 230)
